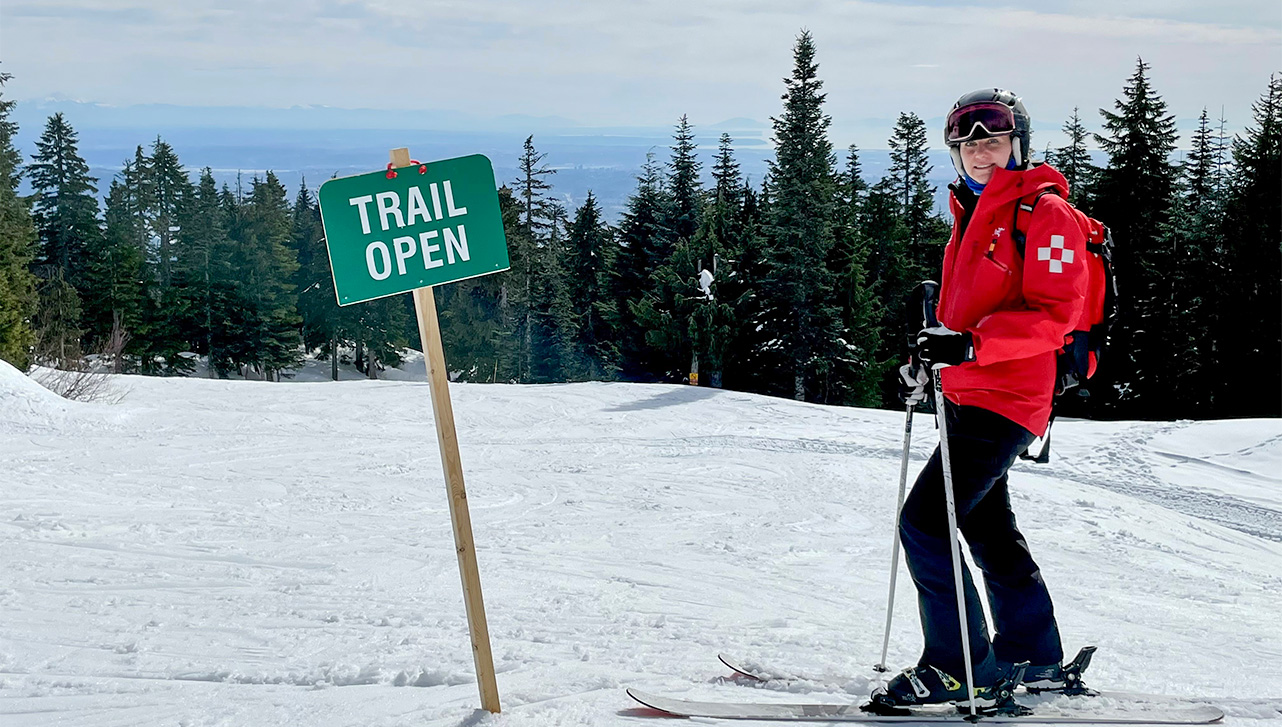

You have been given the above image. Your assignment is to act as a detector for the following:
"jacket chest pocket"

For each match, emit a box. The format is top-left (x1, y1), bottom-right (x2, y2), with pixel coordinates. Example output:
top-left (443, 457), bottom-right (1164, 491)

top-left (959, 246), bottom-right (1018, 320)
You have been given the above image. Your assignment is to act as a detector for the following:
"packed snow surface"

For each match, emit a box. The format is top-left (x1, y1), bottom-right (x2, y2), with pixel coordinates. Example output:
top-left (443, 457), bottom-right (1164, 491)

top-left (2, 359), bottom-right (1280, 726)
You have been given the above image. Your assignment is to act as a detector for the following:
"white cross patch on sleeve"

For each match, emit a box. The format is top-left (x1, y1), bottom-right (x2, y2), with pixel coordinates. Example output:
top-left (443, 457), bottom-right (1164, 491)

top-left (1037, 234), bottom-right (1075, 273)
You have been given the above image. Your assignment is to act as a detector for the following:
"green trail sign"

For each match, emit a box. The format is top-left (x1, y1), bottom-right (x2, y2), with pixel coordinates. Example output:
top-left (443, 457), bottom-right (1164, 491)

top-left (318, 154), bottom-right (509, 306)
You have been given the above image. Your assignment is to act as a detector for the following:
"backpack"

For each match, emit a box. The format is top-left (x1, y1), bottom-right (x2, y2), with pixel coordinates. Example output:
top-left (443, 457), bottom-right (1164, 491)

top-left (1011, 187), bottom-right (1119, 462)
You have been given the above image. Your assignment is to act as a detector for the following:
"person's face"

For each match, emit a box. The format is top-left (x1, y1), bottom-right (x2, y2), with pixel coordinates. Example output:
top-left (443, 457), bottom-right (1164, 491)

top-left (959, 134), bottom-right (1013, 185)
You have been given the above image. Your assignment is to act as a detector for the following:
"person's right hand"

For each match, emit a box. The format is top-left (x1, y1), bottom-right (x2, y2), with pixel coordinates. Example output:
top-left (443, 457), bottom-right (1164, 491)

top-left (897, 362), bottom-right (929, 406)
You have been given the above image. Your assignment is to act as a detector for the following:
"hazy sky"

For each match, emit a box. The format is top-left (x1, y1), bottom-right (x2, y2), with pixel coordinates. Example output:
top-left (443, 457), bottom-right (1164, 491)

top-left (3, 0), bottom-right (1279, 148)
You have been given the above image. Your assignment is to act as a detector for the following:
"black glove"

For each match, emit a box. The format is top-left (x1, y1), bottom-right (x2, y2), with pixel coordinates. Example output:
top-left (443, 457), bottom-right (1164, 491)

top-left (915, 326), bottom-right (975, 368)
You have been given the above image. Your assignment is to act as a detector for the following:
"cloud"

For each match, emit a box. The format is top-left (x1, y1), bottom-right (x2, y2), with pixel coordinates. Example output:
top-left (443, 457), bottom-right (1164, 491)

top-left (2, 0), bottom-right (1276, 150)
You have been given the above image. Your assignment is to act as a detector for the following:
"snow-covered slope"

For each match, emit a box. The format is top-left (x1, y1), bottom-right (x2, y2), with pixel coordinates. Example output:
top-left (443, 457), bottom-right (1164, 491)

top-left (1, 366), bottom-right (1279, 726)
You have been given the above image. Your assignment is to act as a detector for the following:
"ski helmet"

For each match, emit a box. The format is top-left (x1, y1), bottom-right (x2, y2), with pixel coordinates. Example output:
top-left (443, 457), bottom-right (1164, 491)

top-left (944, 88), bottom-right (1031, 177)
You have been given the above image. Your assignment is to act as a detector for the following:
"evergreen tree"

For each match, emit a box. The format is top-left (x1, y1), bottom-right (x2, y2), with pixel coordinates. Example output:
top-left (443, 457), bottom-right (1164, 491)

top-left (0, 72), bottom-right (38, 370)
top-left (861, 176), bottom-right (912, 405)
top-left (438, 185), bottom-right (523, 382)
top-left (562, 192), bottom-right (617, 377)
top-left (124, 147), bottom-right (153, 262)
top-left (1091, 58), bottom-right (1180, 415)
top-left (709, 132), bottom-right (744, 246)
top-left (224, 172), bottom-right (301, 379)
top-left (533, 200), bottom-right (577, 382)
top-left (1051, 107), bottom-right (1097, 205)
top-left (83, 178), bottom-right (144, 368)
top-left (508, 136), bottom-right (557, 382)
top-left (1151, 114), bottom-right (1225, 418)
top-left (175, 168), bottom-right (236, 376)
top-left (28, 113), bottom-right (99, 284)
top-left (28, 113), bottom-right (100, 366)
top-left (1217, 74), bottom-right (1281, 417)
top-left (1184, 109), bottom-right (1223, 207)
top-left (887, 112), bottom-right (946, 277)
top-left (612, 153), bottom-right (674, 380)
top-left (292, 178), bottom-right (355, 380)
top-left (632, 214), bottom-right (735, 386)
top-left (666, 114), bottom-right (702, 242)
top-left (762, 30), bottom-right (844, 401)
top-left (516, 135), bottom-right (556, 239)
top-left (829, 145), bottom-right (884, 406)
top-left (145, 137), bottom-right (192, 289)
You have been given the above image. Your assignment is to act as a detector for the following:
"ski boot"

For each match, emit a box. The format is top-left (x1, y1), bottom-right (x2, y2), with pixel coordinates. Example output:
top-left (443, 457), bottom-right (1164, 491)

top-left (1017, 646), bottom-right (1097, 696)
top-left (862, 663), bottom-right (1029, 717)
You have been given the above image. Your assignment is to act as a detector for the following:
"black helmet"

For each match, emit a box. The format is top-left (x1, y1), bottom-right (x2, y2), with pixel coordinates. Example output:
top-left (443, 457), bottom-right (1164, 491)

top-left (944, 88), bottom-right (1031, 177)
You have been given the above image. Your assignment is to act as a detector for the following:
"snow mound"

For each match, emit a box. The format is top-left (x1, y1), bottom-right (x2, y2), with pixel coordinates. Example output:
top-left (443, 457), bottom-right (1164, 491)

top-left (0, 358), bottom-right (73, 429)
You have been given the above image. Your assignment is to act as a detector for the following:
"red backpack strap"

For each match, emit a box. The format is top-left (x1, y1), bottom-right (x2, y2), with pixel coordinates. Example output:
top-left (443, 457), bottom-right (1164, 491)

top-left (1010, 187), bottom-right (1063, 257)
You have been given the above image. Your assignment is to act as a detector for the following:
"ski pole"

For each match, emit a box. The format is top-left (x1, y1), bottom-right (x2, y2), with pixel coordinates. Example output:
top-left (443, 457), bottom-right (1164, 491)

top-left (932, 363), bottom-right (978, 718)
top-left (876, 400), bottom-right (915, 684)
top-left (878, 280), bottom-right (937, 683)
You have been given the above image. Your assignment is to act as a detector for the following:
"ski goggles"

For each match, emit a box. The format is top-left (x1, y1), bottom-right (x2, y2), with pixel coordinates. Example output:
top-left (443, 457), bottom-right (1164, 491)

top-left (945, 102), bottom-right (1016, 144)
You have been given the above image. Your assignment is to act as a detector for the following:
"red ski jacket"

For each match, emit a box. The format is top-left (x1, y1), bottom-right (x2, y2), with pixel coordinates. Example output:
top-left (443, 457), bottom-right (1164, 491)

top-left (937, 164), bottom-right (1090, 436)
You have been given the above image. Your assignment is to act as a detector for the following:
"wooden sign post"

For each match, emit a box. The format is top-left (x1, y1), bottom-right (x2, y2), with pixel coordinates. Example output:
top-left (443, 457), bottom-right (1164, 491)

top-left (397, 148), bottom-right (501, 714)
top-left (317, 147), bottom-right (507, 713)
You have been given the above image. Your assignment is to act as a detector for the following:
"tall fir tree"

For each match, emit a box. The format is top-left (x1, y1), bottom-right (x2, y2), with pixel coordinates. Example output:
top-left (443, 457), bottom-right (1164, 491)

top-left (1184, 109), bottom-right (1223, 207)
top-left (533, 200), bottom-right (577, 382)
top-left (762, 30), bottom-right (844, 401)
top-left (829, 145), bottom-right (884, 406)
top-left (1217, 74), bottom-right (1281, 417)
top-left (83, 178), bottom-right (144, 368)
top-left (709, 133), bottom-right (744, 246)
top-left (666, 114), bottom-right (702, 242)
top-left (225, 172), bottom-right (301, 379)
top-left (562, 192), bottom-right (617, 378)
top-left (28, 113), bottom-right (99, 284)
top-left (291, 177), bottom-right (355, 380)
top-left (437, 185), bottom-right (524, 382)
top-left (1090, 58), bottom-right (1180, 415)
top-left (174, 168), bottom-right (237, 376)
top-left (860, 176), bottom-right (912, 406)
top-left (613, 153), bottom-right (674, 380)
top-left (28, 113), bottom-right (100, 366)
top-left (632, 213), bottom-right (735, 386)
top-left (0, 72), bottom-right (39, 370)
top-left (508, 135), bottom-right (557, 382)
top-left (127, 141), bottom-right (196, 374)
top-left (145, 137), bottom-right (192, 289)
top-left (1051, 107), bottom-right (1097, 206)
top-left (887, 112), bottom-right (946, 278)
top-left (1150, 110), bottom-right (1228, 418)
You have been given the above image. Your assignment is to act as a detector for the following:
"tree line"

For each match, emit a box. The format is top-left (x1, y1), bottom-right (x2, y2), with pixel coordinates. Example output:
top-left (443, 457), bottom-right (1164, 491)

top-left (0, 35), bottom-right (1277, 419)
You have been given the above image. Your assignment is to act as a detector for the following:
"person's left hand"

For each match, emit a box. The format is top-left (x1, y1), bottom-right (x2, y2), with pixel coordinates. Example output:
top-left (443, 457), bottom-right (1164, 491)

top-left (897, 363), bottom-right (930, 405)
top-left (915, 326), bottom-right (974, 368)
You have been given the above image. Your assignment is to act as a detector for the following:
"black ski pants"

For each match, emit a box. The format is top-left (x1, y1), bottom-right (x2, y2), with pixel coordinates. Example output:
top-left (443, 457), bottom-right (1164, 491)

top-left (899, 401), bottom-right (1063, 686)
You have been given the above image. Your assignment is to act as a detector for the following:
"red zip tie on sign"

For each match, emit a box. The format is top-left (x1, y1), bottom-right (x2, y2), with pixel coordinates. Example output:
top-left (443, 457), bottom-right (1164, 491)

top-left (388, 160), bottom-right (427, 178)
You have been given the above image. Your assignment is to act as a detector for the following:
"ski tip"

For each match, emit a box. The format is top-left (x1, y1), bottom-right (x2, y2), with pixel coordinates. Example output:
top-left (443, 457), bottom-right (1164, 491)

top-left (625, 689), bottom-right (680, 716)
top-left (718, 653), bottom-right (764, 681)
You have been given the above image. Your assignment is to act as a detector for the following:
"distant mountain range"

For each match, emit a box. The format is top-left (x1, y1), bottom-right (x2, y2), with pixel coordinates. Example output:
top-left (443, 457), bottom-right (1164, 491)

top-left (12, 99), bottom-right (1120, 221)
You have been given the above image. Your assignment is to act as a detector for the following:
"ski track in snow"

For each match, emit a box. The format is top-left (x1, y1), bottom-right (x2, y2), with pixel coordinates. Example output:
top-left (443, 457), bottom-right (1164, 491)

top-left (1, 361), bottom-right (1280, 726)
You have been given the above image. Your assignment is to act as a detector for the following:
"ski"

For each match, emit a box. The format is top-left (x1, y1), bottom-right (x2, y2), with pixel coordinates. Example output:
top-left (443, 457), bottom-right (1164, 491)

top-left (723, 647), bottom-right (1106, 699)
top-left (627, 689), bottom-right (1225, 724)
top-left (717, 650), bottom-right (1234, 711)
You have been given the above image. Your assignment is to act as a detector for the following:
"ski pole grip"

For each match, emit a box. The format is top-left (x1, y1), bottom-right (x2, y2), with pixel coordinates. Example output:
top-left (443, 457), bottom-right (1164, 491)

top-left (920, 280), bottom-right (940, 330)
